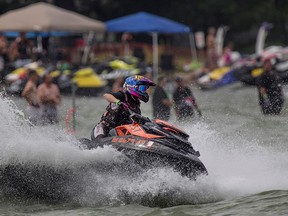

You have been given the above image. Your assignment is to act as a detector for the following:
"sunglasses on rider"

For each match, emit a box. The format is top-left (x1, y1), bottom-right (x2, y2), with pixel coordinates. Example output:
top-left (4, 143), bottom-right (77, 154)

top-left (137, 85), bottom-right (149, 92)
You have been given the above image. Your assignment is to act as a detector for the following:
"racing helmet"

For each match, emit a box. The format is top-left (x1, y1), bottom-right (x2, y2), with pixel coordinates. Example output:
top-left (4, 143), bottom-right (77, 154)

top-left (123, 75), bottom-right (156, 102)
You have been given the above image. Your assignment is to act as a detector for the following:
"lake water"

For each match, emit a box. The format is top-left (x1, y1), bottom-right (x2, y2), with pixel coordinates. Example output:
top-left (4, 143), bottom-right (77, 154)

top-left (1, 83), bottom-right (288, 215)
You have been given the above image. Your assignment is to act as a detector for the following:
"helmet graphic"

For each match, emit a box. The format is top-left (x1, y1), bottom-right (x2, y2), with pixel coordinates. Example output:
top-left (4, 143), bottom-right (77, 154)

top-left (123, 75), bottom-right (155, 102)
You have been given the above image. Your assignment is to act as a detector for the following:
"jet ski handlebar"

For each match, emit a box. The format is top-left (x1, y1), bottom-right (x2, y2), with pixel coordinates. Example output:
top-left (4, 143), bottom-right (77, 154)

top-left (127, 109), bottom-right (151, 124)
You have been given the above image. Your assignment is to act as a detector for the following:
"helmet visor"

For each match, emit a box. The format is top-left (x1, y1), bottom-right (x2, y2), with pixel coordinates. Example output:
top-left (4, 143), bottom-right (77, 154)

top-left (137, 85), bottom-right (149, 92)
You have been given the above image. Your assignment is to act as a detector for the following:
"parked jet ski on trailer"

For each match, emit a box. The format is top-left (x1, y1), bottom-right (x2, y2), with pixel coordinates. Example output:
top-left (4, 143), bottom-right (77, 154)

top-left (79, 110), bottom-right (208, 180)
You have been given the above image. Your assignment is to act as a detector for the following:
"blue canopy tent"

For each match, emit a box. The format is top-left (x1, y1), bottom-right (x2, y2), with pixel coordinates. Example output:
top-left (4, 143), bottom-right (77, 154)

top-left (106, 12), bottom-right (196, 80)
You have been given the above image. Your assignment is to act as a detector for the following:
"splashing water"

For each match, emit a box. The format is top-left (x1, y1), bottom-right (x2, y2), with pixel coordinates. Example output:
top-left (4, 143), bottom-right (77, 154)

top-left (0, 95), bottom-right (288, 207)
top-left (187, 121), bottom-right (288, 199)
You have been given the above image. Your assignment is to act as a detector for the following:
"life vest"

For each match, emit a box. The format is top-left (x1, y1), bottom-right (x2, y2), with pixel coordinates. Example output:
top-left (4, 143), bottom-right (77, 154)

top-left (100, 91), bottom-right (140, 130)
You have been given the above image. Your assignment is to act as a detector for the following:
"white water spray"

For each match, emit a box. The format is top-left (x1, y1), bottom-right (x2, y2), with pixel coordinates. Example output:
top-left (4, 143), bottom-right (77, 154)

top-left (0, 95), bottom-right (288, 207)
top-left (187, 121), bottom-right (288, 199)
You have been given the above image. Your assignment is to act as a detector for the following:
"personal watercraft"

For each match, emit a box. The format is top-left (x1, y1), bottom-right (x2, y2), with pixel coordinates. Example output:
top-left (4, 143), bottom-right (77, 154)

top-left (79, 112), bottom-right (208, 179)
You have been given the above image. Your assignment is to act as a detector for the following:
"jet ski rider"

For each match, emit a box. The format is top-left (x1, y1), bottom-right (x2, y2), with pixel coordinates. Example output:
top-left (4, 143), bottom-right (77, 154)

top-left (91, 75), bottom-right (156, 140)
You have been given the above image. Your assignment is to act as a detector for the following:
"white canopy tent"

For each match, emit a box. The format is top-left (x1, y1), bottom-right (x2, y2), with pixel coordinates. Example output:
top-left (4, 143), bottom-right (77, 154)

top-left (0, 2), bottom-right (105, 32)
top-left (0, 2), bottom-right (106, 63)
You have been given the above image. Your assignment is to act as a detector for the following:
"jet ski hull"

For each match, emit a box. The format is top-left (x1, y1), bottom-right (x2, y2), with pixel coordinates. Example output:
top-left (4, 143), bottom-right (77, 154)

top-left (79, 136), bottom-right (208, 179)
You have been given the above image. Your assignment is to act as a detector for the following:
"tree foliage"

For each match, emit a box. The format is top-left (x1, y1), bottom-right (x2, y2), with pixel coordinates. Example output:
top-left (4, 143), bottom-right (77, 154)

top-left (1, 0), bottom-right (288, 50)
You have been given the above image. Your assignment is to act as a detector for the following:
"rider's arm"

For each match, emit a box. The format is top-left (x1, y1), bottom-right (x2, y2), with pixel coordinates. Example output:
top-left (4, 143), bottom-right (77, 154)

top-left (103, 93), bottom-right (120, 104)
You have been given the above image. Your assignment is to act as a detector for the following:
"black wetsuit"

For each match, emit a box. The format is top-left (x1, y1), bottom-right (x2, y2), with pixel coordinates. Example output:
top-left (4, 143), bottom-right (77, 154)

top-left (257, 71), bottom-right (284, 115)
top-left (173, 86), bottom-right (195, 121)
top-left (152, 86), bottom-right (170, 121)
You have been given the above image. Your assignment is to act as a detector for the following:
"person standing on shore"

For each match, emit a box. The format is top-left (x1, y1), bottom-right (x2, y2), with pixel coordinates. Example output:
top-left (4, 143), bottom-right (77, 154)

top-left (10, 32), bottom-right (32, 60)
top-left (206, 27), bottom-right (218, 70)
top-left (21, 69), bottom-right (41, 125)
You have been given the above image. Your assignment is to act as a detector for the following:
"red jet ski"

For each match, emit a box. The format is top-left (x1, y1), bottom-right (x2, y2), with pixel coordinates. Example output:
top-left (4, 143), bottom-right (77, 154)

top-left (80, 112), bottom-right (208, 179)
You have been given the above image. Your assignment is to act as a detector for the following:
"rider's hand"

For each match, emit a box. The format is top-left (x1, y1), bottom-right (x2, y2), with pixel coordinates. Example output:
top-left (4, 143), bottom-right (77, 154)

top-left (116, 100), bottom-right (129, 110)
top-left (120, 102), bottom-right (129, 110)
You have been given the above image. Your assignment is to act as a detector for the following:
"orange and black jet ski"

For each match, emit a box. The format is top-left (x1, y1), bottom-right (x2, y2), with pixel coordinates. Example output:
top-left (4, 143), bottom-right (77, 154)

top-left (79, 112), bottom-right (207, 179)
